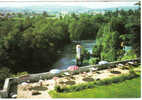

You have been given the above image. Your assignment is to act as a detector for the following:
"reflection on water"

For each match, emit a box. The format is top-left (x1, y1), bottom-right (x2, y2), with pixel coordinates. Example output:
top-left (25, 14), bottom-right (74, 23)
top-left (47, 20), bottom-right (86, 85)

top-left (53, 40), bottom-right (96, 69)
top-left (80, 40), bottom-right (96, 54)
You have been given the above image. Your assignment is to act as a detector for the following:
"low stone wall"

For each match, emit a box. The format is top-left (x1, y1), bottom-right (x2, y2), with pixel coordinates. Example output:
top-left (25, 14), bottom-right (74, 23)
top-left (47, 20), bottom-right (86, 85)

top-left (0, 58), bottom-right (140, 98)
top-left (0, 78), bottom-right (13, 98)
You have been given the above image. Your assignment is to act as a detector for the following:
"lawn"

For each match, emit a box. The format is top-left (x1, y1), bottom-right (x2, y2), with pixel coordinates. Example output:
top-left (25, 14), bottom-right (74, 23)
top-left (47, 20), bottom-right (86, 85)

top-left (49, 77), bottom-right (141, 98)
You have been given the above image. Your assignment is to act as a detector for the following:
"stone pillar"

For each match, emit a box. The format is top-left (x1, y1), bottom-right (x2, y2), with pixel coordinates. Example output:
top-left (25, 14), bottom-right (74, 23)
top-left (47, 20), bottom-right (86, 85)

top-left (76, 45), bottom-right (82, 66)
top-left (76, 45), bottom-right (81, 59)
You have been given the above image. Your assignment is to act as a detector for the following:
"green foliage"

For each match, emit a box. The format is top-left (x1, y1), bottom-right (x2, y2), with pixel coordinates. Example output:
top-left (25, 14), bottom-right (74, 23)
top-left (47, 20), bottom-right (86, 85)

top-left (96, 23), bottom-right (121, 61)
top-left (89, 58), bottom-right (99, 65)
top-left (133, 66), bottom-right (141, 76)
top-left (0, 16), bottom-right (70, 73)
top-left (82, 60), bottom-right (89, 65)
top-left (120, 50), bottom-right (137, 61)
top-left (92, 8), bottom-right (140, 61)
top-left (0, 8), bottom-right (140, 75)
top-left (54, 72), bottom-right (139, 93)
top-left (92, 45), bottom-right (102, 58)
top-left (12, 71), bottom-right (28, 77)
top-left (56, 82), bottom-right (95, 93)
top-left (49, 77), bottom-right (141, 98)
top-left (69, 14), bottom-right (99, 41)
top-left (83, 49), bottom-right (90, 60)
top-left (54, 85), bottom-right (64, 92)
top-left (0, 67), bottom-right (11, 89)
top-left (0, 67), bottom-right (11, 80)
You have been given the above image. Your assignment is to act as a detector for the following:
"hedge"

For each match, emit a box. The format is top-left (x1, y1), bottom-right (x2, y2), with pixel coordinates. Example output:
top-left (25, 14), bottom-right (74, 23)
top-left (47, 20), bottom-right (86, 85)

top-left (54, 72), bottom-right (139, 93)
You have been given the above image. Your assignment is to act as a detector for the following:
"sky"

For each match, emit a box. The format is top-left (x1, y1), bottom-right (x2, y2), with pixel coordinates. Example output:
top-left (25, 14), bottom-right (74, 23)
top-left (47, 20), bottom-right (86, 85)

top-left (0, 2), bottom-right (138, 9)
top-left (0, 0), bottom-right (140, 2)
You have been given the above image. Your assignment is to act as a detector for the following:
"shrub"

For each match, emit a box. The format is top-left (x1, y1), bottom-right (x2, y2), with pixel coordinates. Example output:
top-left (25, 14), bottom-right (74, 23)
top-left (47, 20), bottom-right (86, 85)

top-left (86, 82), bottom-right (95, 88)
top-left (121, 50), bottom-right (137, 61)
top-left (83, 60), bottom-right (89, 65)
top-left (96, 78), bottom-right (112, 85)
top-left (129, 67), bottom-right (137, 75)
top-left (0, 67), bottom-right (11, 80)
top-left (111, 77), bottom-right (122, 83)
top-left (67, 82), bottom-right (95, 92)
top-left (12, 71), bottom-right (28, 77)
top-left (54, 73), bottom-right (139, 93)
top-left (89, 58), bottom-right (99, 65)
top-left (83, 49), bottom-right (91, 60)
top-left (54, 85), bottom-right (64, 92)
top-left (71, 84), bottom-right (85, 91)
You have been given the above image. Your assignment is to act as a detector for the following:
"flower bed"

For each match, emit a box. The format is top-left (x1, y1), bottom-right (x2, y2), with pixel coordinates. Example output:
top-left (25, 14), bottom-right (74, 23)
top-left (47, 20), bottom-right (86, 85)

top-left (29, 86), bottom-right (48, 91)
top-left (110, 71), bottom-right (121, 74)
top-left (64, 81), bottom-right (76, 85)
top-left (82, 77), bottom-right (94, 82)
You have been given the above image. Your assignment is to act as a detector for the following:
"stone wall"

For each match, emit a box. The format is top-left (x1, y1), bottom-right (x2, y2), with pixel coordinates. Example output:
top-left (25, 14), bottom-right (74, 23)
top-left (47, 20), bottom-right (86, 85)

top-left (0, 58), bottom-right (140, 98)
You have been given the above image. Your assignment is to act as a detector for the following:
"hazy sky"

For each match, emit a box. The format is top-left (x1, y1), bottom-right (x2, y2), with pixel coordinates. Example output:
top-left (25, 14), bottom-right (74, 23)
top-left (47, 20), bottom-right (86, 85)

top-left (0, 2), bottom-right (138, 9)
top-left (0, 0), bottom-right (139, 2)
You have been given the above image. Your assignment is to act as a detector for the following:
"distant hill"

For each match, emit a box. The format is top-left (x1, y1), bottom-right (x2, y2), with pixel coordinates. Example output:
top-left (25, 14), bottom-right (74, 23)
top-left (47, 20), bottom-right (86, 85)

top-left (0, 5), bottom-right (138, 14)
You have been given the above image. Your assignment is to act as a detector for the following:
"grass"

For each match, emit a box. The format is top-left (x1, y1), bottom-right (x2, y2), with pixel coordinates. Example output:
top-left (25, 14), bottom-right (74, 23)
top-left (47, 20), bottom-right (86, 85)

top-left (53, 72), bottom-right (139, 93)
top-left (49, 77), bottom-right (141, 98)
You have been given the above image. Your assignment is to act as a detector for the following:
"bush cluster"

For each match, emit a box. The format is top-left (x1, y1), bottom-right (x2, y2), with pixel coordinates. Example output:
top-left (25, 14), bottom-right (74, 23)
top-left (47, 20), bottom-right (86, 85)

top-left (54, 73), bottom-right (139, 93)
top-left (89, 58), bottom-right (99, 65)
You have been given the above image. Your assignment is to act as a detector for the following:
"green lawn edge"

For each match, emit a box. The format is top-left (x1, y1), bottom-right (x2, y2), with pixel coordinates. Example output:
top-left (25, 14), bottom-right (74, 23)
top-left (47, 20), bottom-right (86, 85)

top-left (49, 77), bottom-right (141, 98)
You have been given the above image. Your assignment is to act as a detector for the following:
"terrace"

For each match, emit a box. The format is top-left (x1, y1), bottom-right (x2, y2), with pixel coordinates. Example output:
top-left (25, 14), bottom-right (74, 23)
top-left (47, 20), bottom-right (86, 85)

top-left (0, 58), bottom-right (140, 98)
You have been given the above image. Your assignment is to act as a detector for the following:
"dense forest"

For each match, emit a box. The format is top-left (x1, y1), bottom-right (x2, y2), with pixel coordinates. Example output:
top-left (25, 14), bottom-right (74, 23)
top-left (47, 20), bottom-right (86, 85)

top-left (0, 3), bottom-right (140, 88)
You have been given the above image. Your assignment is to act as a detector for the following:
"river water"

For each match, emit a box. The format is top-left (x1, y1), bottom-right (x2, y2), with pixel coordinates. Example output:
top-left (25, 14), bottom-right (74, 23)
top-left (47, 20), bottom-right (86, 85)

top-left (52, 40), bottom-right (131, 70)
top-left (53, 40), bottom-right (96, 70)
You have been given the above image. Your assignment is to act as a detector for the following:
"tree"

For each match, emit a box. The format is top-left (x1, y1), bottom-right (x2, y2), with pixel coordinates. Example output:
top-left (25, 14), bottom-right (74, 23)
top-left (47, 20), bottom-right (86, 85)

top-left (69, 19), bottom-right (82, 41)
top-left (43, 11), bottom-right (49, 17)
top-left (93, 23), bottom-right (121, 61)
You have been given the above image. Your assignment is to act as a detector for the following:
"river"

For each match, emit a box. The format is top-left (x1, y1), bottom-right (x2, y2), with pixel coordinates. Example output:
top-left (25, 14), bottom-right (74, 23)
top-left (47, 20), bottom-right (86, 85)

top-left (53, 40), bottom-right (96, 69)
top-left (52, 40), bottom-right (131, 70)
